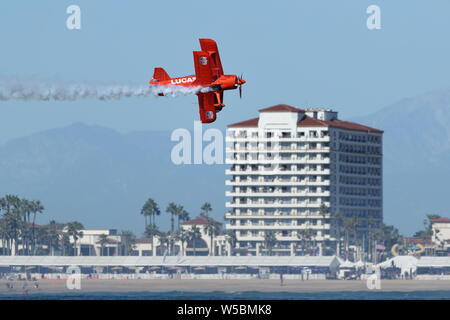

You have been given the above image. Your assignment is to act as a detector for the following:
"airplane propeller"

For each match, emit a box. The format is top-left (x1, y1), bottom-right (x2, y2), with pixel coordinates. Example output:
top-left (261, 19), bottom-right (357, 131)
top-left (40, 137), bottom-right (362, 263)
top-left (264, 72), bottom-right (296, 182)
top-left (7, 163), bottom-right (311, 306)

top-left (237, 74), bottom-right (245, 99)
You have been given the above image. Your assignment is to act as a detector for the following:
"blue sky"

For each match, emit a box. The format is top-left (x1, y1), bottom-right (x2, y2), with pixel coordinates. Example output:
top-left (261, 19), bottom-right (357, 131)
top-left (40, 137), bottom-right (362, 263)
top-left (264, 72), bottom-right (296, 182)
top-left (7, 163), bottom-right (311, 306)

top-left (1, 1), bottom-right (450, 234)
top-left (1, 0), bottom-right (450, 143)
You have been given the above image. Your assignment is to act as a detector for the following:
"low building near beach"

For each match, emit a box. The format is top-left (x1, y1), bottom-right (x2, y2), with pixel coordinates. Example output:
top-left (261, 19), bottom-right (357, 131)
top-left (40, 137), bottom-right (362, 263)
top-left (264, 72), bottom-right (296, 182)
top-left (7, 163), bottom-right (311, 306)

top-left (64, 228), bottom-right (123, 256)
top-left (431, 218), bottom-right (450, 254)
top-left (132, 217), bottom-right (229, 257)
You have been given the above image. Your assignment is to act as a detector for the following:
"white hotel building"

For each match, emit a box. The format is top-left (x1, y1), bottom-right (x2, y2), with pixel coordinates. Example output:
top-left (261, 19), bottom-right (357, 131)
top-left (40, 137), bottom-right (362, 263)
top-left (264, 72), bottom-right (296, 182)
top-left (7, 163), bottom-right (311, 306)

top-left (225, 104), bottom-right (383, 256)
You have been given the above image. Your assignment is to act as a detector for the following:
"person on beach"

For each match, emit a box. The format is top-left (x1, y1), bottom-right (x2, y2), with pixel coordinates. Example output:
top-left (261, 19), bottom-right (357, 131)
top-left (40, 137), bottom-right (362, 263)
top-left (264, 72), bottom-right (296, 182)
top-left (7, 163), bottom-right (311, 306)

top-left (280, 273), bottom-right (284, 286)
top-left (22, 282), bottom-right (29, 295)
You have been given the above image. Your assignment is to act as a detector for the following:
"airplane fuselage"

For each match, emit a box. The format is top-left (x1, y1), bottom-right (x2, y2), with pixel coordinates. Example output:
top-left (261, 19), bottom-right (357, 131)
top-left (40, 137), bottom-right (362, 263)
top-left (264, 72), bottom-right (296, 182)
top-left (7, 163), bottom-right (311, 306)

top-left (149, 75), bottom-right (240, 92)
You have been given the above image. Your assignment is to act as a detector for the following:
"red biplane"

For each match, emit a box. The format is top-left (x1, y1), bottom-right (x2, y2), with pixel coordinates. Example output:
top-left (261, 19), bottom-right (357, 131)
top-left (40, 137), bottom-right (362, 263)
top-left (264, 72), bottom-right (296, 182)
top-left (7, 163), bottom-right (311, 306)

top-left (149, 39), bottom-right (246, 123)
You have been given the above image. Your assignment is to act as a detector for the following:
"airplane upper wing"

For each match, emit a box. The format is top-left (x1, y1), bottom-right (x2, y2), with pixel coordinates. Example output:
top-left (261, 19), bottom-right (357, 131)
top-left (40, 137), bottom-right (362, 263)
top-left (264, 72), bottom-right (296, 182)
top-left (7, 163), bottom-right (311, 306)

top-left (193, 39), bottom-right (224, 85)
top-left (197, 92), bottom-right (217, 123)
top-left (199, 39), bottom-right (224, 77)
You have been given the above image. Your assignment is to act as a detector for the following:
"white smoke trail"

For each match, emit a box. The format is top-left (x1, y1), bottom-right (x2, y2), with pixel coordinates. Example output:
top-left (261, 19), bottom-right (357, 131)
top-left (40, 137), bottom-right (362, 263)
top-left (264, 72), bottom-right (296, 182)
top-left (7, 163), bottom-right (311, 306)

top-left (0, 77), bottom-right (211, 101)
top-left (149, 84), bottom-right (212, 97)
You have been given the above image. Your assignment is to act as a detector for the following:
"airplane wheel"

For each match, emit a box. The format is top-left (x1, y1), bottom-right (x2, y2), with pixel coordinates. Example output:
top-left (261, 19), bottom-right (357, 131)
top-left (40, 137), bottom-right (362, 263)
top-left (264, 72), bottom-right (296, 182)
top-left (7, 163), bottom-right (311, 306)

top-left (215, 106), bottom-right (223, 112)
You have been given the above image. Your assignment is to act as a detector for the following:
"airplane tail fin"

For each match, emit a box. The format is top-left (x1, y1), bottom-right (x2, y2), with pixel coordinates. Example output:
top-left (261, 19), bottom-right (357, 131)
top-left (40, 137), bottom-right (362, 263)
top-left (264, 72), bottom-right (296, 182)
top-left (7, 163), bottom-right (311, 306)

top-left (152, 67), bottom-right (171, 81)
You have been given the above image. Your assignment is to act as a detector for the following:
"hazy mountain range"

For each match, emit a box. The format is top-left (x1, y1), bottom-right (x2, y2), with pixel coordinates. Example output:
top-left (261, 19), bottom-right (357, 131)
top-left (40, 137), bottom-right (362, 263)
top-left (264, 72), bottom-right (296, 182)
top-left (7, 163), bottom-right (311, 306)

top-left (1, 88), bottom-right (450, 235)
top-left (355, 88), bottom-right (450, 234)
top-left (0, 124), bottom-right (226, 234)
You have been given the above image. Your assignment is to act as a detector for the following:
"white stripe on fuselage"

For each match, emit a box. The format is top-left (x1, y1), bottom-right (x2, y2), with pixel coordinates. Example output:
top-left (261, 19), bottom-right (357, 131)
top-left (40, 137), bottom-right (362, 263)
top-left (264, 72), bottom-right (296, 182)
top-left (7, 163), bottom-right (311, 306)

top-left (170, 77), bottom-right (196, 85)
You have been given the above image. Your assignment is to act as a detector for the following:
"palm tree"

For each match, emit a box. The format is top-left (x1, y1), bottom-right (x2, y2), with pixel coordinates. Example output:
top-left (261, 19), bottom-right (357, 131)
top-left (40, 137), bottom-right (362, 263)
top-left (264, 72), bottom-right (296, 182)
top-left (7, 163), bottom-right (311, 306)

top-left (158, 232), bottom-right (170, 255)
top-left (0, 217), bottom-right (12, 255)
top-left (144, 224), bottom-right (160, 238)
top-left (166, 202), bottom-right (179, 233)
top-left (175, 206), bottom-right (190, 229)
top-left (264, 231), bottom-right (277, 256)
top-left (297, 228), bottom-right (315, 256)
top-left (379, 223), bottom-right (403, 259)
top-left (141, 198), bottom-right (160, 228)
top-left (144, 224), bottom-right (160, 256)
top-left (225, 230), bottom-right (237, 256)
top-left (342, 216), bottom-right (360, 260)
top-left (175, 229), bottom-right (190, 256)
top-left (18, 214), bottom-right (30, 255)
top-left (188, 226), bottom-right (202, 256)
top-left (172, 205), bottom-right (183, 230)
top-left (120, 230), bottom-right (136, 256)
top-left (20, 199), bottom-right (32, 224)
top-left (332, 210), bottom-right (346, 257)
top-left (205, 217), bottom-right (221, 256)
top-left (30, 200), bottom-right (44, 255)
top-left (20, 199), bottom-right (33, 254)
top-left (177, 208), bottom-right (190, 229)
top-left (0, 195), bottom-right (20, 216)
top-left (165, 203), bottom-right (184, 254)
top-left (34, 226), bottom-right (50, 255)
top-left (413, 214), bottom-right (441, 242)
top-left (365, 217), bottom-right (379, 261)
top-left (60, 232), bottom-right (71, 256)
top-left (98, 234), bottom-right (109, 256)
top-left (342, 216), bottom-right (352, 259)
top-left (44, 220), bottom-right (61, 256)
top-left (66, 221), bottom-right (84, 256)
top-left (0, 195), bottom-right (22, 255)
top-left (167, 232), bottom-right (177, 255)
top-left (200, 203), bottom-right (212, 217)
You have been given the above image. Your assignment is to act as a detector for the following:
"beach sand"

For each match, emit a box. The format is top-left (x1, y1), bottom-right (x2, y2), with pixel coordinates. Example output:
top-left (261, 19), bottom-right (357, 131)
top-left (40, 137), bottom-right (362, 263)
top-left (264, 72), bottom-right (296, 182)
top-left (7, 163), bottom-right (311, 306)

top-left (1, 279), bottom-right (450, 294)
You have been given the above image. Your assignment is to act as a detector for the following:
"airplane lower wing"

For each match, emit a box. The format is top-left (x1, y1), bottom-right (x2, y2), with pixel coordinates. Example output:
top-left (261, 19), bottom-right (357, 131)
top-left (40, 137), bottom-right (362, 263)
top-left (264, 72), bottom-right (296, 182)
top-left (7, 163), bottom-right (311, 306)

top-left (197, 92), bottom-right (217, 123)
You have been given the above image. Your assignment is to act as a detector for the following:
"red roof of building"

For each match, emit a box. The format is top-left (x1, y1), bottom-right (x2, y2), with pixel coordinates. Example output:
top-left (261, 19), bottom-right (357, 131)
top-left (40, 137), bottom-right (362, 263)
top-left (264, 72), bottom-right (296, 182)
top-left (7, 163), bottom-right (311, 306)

top-left (182, 216), bottom-right (209, 225)
top-left (404, 237), bottom-right (433, 245)
top-left (298, 116), bottom-right (383, 133)
top-left (228, 103), bottom-right (383, 132)
top-left (228, 117), bottom-right (259, 128)
top-left (228, 114), bottom-right (383, 133)
top-left (259, 104), bottom-right (305, 113)
top-left (431, 218), bottom-right (450, 223)
top-left (27, 223), bottom-right (43, 229)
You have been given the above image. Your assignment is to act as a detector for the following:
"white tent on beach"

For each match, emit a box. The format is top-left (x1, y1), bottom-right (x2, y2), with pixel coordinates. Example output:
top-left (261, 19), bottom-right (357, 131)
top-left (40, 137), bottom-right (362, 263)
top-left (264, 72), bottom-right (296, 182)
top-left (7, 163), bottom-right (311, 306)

top-left (0, 255), bottom-right (341, 272)
top-left (339, 260), bottom-right (356, 269)
top-left (354, 260), bottom-right (365, 268)
top-left (416, 257), bottom-right (450, 269)
top-left (377, 256), bottom-right (418, 274)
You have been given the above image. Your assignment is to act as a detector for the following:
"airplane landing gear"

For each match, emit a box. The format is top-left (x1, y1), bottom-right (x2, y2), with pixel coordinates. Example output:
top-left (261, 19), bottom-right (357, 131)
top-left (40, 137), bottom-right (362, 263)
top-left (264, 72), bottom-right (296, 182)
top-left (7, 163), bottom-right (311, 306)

top-left (215, 104), bottom-right (225, 112)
